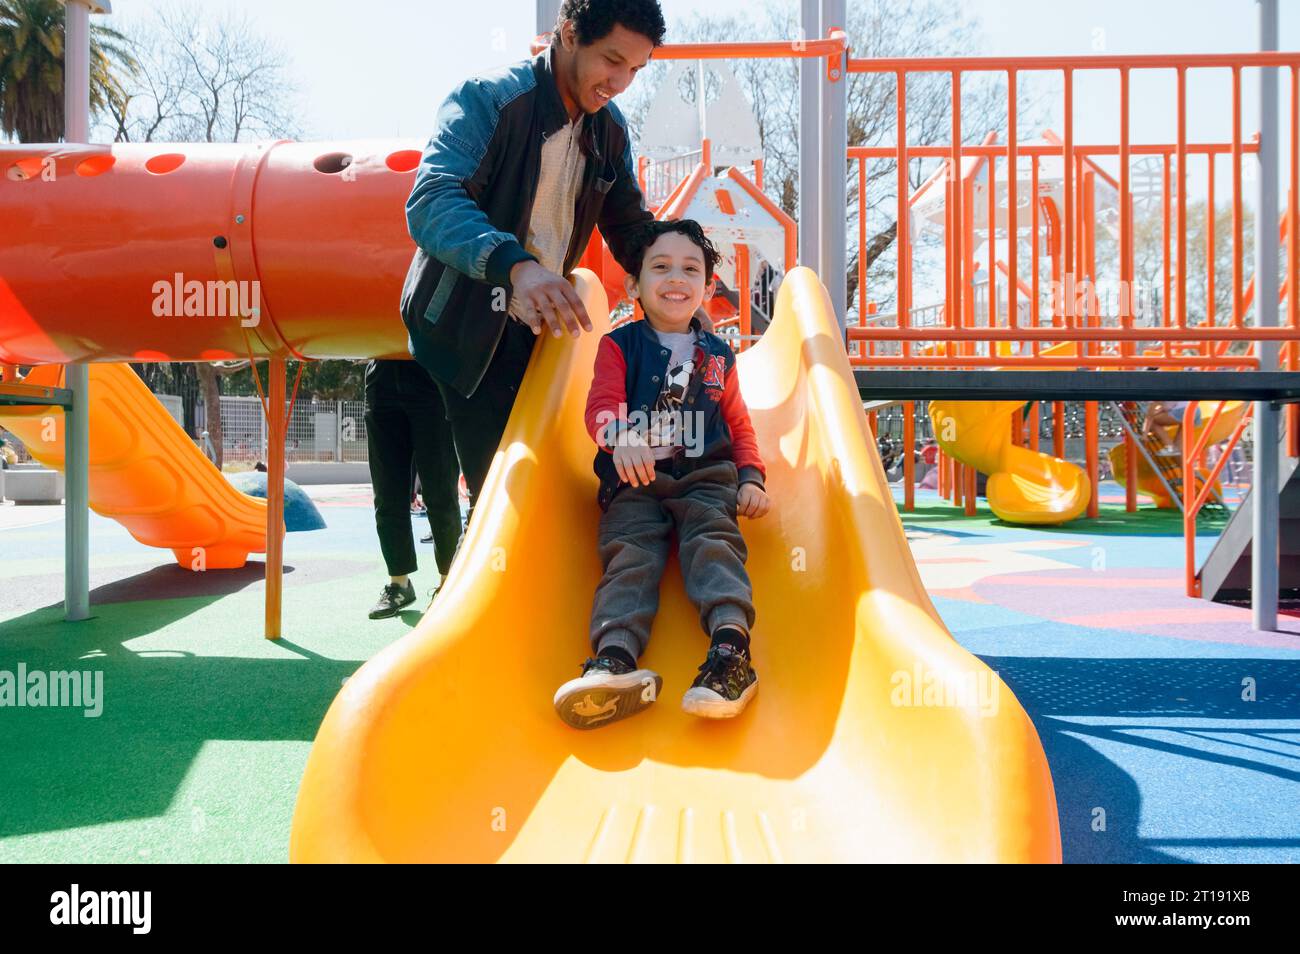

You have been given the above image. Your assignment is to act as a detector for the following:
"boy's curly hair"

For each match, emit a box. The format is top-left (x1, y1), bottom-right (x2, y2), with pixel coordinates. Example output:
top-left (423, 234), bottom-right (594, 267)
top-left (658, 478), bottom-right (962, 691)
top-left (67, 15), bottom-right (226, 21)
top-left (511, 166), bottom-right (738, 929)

top-left (557, 0), bottom-right (667, 47)
top-left (624, 219), bottom-right (721, 283)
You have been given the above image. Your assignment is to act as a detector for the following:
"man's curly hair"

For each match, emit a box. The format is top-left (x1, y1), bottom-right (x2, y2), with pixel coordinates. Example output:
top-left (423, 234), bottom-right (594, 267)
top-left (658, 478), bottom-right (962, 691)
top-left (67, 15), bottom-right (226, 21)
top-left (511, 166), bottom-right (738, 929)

top-left (557, 0), bottom-right (667, 47)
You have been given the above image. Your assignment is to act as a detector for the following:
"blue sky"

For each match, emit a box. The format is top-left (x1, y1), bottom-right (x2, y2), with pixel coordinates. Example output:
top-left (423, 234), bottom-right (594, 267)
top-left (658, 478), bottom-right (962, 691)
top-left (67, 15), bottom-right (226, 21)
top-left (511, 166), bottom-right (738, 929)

top-left (97, 1), bottom-right (1300, 210)
top-left (106, 1), bottom-right (1299, 146)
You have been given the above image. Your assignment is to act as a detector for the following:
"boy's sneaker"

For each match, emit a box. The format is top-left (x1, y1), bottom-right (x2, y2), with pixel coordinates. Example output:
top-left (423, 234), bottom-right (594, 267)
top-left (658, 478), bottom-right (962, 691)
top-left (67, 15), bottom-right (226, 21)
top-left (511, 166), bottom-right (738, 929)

top-left (682, 644), bottom-right (758, 719)
top-left (368, 580), bottom-right (416, 619)
top-left (553, 656), bottom-right (662, 730)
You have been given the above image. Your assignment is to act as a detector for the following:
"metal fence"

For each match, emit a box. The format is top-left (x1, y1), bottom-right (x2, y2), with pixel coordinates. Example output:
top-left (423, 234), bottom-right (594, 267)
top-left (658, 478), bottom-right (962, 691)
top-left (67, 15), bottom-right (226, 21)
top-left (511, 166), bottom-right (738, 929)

top-left (865, 399), bottom-right (1255, 483)
top-left (2, 395), bottom-right (371, 468)
top-left (208, 395), bottom-right (369, 465)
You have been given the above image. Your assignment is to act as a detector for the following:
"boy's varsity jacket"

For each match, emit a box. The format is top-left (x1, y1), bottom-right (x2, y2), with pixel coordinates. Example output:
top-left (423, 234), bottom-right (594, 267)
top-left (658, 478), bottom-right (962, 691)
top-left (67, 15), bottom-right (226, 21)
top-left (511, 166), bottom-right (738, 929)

top-left (583, 315), bottom-right (766, 510)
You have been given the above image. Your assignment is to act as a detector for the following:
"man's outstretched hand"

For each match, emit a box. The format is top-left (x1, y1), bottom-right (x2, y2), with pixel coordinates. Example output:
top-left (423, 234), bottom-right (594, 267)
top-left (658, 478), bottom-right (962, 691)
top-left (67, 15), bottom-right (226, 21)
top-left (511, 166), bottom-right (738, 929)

top-left (508, 260), bottom-right (593, 338)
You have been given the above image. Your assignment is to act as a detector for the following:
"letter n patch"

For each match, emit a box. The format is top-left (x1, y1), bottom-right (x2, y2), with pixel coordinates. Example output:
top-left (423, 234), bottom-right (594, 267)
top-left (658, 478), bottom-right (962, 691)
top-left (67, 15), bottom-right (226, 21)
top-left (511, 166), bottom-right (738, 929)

top-left (702, 355), bottom-right (726, 389)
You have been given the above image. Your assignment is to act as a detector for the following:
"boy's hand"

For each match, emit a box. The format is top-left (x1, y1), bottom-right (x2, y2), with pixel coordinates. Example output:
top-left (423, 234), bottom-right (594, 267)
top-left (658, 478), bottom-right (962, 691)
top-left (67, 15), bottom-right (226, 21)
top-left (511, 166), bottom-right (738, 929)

top-left (609, 427), bottom-right (657, 487)
top-left (737, 482), bottom-right (771, 519)
top-left (509, 261), bottom-right (592, 339)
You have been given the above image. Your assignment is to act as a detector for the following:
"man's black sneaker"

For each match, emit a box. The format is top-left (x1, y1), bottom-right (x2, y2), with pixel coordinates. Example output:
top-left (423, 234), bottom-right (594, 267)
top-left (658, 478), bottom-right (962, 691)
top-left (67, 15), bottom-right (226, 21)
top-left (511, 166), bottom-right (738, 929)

top-left (682, 644), bottom-right (758, 718)
top-left (368, 580), bottom-right (416, 619)
top-left (553, 656), bottom-right (662, 730)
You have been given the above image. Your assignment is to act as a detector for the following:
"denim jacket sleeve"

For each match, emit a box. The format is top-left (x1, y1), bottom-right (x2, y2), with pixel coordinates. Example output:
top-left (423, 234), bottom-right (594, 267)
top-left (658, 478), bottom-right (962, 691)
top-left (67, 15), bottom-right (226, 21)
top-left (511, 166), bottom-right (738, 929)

top-left (597, 102), bottom-right (655, 273)
top-left (405, 77), bottom-right (536, 287)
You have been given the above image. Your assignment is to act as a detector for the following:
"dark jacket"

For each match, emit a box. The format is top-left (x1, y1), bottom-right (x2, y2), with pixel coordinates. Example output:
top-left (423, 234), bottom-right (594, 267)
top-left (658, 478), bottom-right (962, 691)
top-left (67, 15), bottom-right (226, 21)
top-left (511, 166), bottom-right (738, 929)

top-left (583, 315), bottom-right (766, 511)
top-left (400, 44), bottom-right (653, 399)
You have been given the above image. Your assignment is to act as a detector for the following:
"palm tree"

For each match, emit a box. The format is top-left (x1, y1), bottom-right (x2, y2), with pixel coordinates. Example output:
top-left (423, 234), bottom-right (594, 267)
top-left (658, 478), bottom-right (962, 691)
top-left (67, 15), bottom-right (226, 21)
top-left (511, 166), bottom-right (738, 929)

top-left (0, 0), bottom-right (135, 143)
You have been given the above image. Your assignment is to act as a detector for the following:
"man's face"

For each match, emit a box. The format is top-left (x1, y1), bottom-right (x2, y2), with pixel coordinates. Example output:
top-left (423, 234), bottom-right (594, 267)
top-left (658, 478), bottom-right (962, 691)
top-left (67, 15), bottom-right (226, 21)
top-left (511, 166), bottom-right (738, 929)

top-left (559, 21), bottom-right (654, 114)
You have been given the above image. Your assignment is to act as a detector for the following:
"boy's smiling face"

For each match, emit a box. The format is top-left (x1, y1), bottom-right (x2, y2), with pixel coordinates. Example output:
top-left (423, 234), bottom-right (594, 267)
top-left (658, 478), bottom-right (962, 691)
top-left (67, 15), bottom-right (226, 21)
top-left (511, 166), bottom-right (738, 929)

top-left (625, 231), bottom-right (716, 333)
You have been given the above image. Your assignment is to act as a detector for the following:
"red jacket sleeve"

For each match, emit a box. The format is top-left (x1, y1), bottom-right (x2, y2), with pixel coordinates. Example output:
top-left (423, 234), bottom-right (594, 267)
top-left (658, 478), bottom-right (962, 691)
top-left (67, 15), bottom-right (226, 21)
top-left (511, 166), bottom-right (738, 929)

top-left (584, 335), bottom-right (627, 451)
top-left (720, 360), bottom-right (765, 488)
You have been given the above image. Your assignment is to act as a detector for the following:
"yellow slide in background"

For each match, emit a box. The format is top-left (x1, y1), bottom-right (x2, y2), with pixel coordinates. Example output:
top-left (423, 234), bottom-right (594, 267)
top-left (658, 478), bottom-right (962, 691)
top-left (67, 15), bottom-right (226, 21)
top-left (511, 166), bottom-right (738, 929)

top-left (929, 398), bottom-right (1090, 525)
top-left (0, 363), bottom-right (271, 569)
top-left (290, 268), bottom-right (1060, 863)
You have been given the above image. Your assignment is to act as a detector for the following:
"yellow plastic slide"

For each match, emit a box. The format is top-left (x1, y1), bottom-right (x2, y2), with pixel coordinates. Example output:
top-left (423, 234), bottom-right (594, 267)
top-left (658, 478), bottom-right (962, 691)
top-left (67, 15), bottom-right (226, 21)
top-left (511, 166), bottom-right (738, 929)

top-left (929, 399), bottom-right (1090, 525)
top-left (290, 268), bottom-right (1060, 863)
top-left (0, 363), bottom-right (271, 569)
top-left (906, 341), bottom-right (1087, 525)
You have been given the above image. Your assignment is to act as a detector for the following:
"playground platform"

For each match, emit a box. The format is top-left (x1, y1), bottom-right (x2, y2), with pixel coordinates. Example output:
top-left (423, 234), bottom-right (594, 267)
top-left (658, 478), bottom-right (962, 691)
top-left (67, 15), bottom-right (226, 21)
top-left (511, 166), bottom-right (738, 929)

top-left (1, 480), bottom-right (1296, 864)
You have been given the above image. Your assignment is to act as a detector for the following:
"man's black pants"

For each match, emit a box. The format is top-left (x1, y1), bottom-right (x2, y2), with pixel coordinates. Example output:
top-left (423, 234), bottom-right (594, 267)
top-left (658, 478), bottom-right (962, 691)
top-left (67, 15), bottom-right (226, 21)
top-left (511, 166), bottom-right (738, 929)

top-left (365, 360), bottom-right (462, 578)
top-left (435, 318), bottom-right (538, 524)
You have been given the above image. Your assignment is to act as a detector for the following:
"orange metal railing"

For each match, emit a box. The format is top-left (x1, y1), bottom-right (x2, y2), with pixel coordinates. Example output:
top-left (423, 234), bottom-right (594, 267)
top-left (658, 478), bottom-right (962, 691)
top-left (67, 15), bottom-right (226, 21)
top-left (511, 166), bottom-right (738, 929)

top-left (843, 51), bottom-right (1300, 370)
top-left (839, 48), bottom-right (1299, 570)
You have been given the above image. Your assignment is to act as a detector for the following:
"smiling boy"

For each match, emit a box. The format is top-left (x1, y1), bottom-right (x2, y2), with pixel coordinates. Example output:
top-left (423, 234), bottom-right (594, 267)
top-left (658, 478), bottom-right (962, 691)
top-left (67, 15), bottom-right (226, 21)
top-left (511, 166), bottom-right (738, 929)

top-left (554, 219), bottom-right (771, 730)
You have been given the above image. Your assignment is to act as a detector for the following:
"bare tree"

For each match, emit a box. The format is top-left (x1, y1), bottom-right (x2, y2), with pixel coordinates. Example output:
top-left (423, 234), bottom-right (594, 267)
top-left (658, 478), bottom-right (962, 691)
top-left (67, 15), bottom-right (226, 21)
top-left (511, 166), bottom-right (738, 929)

top-left (99, 3), bottom-right (300, 467)
top-left (104, 4), bottom-right (299, 144)
top-left (619, 0), bottom-right (1048, 317)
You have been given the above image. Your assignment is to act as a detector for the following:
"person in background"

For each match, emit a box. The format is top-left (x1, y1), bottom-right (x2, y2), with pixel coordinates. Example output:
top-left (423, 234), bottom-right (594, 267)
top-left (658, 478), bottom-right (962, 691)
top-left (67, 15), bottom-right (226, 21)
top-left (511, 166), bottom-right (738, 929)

top-left (365, 359), bottom-right (463, 619)
top-left (1143, 400), bottom-right (1202, 452)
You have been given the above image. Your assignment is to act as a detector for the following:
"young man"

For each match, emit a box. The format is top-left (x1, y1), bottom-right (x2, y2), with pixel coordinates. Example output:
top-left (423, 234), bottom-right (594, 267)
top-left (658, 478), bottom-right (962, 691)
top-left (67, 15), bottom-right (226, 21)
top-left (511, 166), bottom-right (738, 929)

top-left (400, 0), bottom-right (666, 525)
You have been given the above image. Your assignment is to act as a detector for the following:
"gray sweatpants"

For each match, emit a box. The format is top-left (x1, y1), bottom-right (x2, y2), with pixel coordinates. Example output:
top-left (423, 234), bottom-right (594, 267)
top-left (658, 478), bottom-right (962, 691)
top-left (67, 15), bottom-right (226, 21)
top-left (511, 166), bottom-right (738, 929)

top-left (589, 459), bottom-right (755, 659)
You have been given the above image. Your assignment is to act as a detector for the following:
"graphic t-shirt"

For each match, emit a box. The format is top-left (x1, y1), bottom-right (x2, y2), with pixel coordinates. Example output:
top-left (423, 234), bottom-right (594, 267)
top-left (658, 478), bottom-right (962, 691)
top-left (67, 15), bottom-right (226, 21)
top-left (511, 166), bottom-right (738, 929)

top-left (646, 328), bottom-right (698, 460)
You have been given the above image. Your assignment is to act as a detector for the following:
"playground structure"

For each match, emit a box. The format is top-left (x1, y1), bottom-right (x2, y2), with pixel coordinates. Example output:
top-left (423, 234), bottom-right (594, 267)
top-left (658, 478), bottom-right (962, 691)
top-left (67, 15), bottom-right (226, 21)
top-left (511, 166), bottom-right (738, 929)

top-left (2, 0), bottom-right (1299, 862)
top-left (835, 56), bottom-right (1299, 603)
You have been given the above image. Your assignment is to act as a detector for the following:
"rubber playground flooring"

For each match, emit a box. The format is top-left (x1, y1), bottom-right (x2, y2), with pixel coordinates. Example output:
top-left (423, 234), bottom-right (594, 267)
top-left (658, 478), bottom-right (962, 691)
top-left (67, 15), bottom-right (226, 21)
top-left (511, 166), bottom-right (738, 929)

top-left (0, 481), bottom-right (1297, 863)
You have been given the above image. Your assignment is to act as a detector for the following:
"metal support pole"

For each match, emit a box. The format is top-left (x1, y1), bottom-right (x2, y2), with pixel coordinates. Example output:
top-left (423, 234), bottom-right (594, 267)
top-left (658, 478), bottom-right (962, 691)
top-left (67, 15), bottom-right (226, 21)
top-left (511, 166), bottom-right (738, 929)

top-left (265, 359), bottom-right (286, 639)
top-left (62, 367), bottom-right (89, 621)
top-left (697, 60), bottom-right (708, 154)
top-left (61, 0), bottom-right (109, 622)
top-left (820, 0), bottom-right (848, 329)
top-left (1254, 0), bottom-right (1281, 631)
top-left (535, 0), bottom-right (560, 36)
top-left (1085, 400), bottom-right (1100, 518)
top-left (335, 399), bottom-right (344, 462)
top-left (798, 0), bottom-right (821, 273)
